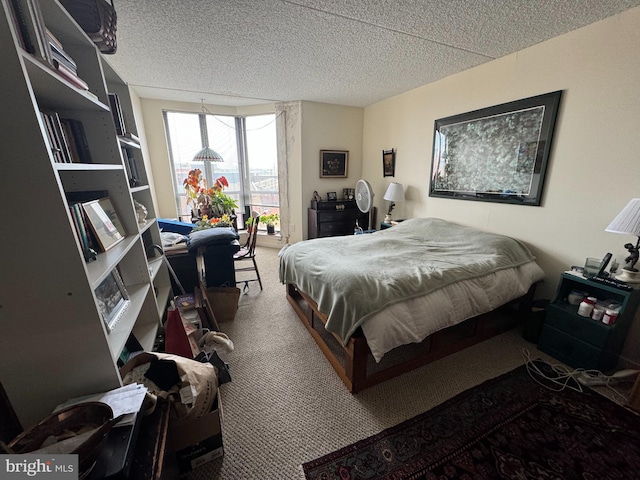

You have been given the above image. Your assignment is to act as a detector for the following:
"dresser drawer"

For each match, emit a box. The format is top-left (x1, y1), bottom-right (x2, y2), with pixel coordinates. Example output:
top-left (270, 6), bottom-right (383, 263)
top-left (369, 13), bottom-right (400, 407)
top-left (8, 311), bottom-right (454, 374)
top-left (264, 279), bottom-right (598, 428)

top-left (317, 220), bottom-right (354, 236)
top-left (316, 210), bottom-right (359, 222)
top-left (537, 324), bottom-right (608, 370)
top-left (545, 304), bottom-right (611, 349)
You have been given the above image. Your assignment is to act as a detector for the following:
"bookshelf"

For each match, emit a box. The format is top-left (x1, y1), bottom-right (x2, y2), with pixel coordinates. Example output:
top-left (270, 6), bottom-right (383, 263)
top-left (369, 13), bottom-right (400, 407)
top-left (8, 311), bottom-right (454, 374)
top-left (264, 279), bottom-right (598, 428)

top-left (0, 0), bottom-right (172, 426)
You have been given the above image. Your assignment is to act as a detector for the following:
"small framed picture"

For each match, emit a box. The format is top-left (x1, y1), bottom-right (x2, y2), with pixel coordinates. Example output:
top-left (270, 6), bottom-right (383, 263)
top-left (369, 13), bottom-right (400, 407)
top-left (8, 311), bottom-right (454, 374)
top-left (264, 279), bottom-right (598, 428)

top-left (327, 191), bottom-right (337, 201)
top-left (320, 150), bottom-right (348, 178)
top-left (94, 269), bottom-right (129, 332)
top-left (383, 149), bottom-right (396, 177)
top-left (82, 197), bottom-right (125, 252)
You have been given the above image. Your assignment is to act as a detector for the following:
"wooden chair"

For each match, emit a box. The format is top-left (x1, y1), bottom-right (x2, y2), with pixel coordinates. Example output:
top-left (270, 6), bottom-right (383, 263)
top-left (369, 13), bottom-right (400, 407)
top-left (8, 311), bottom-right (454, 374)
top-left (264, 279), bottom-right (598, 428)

top-left (234, 211), bottom-right (263, 291)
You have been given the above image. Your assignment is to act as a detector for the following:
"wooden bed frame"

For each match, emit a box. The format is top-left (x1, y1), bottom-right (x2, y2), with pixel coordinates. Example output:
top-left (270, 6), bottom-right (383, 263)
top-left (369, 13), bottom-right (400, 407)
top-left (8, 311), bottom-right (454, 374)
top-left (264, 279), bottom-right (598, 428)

top-left (286, 282), bottom-right (537, 393)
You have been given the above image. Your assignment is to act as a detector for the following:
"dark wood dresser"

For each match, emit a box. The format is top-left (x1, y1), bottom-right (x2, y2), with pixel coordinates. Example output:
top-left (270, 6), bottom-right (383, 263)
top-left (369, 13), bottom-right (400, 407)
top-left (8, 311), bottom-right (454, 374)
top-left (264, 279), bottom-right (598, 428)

top-left (308, 200), bottom-right (370, 238)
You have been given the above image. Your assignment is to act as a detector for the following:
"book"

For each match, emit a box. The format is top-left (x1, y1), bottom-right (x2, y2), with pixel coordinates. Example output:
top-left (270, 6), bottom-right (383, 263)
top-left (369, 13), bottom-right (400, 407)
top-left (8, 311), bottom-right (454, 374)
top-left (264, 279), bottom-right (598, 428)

top-left (70, 203), bottom-right (90, 252)
top-left (108, 93), bottom-right (127, 135)
top-left (49, 111), bottom-right (73, 163)
top-left (46, 28), bottom-right (77, 72)
top-left (53, 59), bottom-right (89, 90)
top-left (175, 293), bottom-right (196, 311)
top-left (9, 0), bottom-right (50, 62)
top-left (61, 118), bottom-right (92, 163)
top-left (60, 120), bottom-right (81, 163)
top-left (50, 48), bottom-right (77, 73)
top-left (122, 148), bottom-right (140, 186)
top-left (5, 0), bottom-right (27, 50)
top-left (40, 111), bottom-right (61, 162)
top-left (60, 118), bottom-right (92, 163)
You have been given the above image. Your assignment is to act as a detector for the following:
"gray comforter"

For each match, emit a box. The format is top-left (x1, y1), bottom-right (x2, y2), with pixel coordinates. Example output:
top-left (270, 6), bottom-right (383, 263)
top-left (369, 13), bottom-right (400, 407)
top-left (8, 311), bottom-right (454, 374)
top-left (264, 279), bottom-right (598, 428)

top-left (279, 217), bottom-right (538, 344)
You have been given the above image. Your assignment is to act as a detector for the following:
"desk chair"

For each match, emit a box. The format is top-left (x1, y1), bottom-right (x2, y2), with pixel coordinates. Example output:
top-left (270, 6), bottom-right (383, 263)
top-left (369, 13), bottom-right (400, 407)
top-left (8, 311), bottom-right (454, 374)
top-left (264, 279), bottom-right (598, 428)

top-left (234, 211), bottom-right (262, 291)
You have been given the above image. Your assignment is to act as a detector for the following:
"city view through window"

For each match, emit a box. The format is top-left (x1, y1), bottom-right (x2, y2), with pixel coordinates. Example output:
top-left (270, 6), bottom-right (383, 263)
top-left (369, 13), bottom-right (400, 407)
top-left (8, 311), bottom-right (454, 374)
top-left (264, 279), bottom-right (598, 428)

top-left (164, 111), bottom-right (279, 231)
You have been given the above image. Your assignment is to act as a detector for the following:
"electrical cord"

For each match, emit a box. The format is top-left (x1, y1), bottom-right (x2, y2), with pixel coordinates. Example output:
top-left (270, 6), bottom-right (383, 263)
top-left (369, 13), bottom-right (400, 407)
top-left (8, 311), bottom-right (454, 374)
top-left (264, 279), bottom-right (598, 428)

top-left (523, 348), bottom-right (585, 393)
top-left (521, 348), bottom-right (636, 403)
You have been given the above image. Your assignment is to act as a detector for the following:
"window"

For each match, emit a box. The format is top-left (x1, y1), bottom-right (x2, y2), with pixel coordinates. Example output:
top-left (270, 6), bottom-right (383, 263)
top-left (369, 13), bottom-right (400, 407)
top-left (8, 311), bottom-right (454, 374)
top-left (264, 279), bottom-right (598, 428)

top-left (164, 111), bottom-right (279, 231)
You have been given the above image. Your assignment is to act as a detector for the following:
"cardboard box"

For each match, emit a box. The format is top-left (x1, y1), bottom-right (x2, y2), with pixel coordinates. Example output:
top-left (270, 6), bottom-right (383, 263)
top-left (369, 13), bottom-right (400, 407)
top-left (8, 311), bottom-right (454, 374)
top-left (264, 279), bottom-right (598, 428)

top-left (169, 393), bottom-right (224, 472)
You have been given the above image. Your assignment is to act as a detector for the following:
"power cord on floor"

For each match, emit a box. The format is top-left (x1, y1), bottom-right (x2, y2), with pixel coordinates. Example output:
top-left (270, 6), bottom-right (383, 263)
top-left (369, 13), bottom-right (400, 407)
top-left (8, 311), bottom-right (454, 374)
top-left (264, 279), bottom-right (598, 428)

top-left (521, 348), bottom-right (638, 403)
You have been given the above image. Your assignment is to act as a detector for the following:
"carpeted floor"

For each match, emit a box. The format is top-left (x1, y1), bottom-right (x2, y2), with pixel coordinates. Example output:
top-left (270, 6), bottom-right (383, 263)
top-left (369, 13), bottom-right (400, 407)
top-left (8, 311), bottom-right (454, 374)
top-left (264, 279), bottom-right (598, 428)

top-left (302, 363), bottom-right (640, 479)
top-left (184, 246), bottom-right (634, 480)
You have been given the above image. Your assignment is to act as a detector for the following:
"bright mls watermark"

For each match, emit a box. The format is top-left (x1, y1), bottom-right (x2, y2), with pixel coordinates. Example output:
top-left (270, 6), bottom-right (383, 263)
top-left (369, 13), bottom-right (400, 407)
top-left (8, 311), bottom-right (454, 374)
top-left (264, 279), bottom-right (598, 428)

top-left (1, 455), bottom-right (78, 479)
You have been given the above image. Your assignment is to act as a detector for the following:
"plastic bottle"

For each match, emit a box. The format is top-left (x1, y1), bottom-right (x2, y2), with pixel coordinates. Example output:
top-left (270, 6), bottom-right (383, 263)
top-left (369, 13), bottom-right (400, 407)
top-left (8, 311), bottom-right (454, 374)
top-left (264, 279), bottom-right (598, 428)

top-left (577, 297), bottom-right (597, 317)
top-left (602, 309), bottom-right (619, 325)
top-left (591, 305), bottom-right (605, 321)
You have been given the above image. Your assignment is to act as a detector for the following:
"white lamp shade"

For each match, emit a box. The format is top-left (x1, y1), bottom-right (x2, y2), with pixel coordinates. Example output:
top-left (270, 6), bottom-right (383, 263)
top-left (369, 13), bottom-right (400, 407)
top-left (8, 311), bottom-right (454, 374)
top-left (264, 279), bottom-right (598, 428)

top-left (193, 146), bottom-right (224, 162)
top-left (605, 198), bottom-right (640, 235)
top-left (383, 182), bottom-right (405, 203)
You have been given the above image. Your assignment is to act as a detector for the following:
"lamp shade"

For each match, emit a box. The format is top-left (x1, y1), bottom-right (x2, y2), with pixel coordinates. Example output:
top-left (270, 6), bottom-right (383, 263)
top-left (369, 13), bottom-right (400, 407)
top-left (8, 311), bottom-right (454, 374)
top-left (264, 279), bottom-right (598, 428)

top-left (605, 198), bottom-right (640, 236)
top-left (383, 182), bottom-right (405, 203)
top-left (193, 146), bottom-right (224, 163)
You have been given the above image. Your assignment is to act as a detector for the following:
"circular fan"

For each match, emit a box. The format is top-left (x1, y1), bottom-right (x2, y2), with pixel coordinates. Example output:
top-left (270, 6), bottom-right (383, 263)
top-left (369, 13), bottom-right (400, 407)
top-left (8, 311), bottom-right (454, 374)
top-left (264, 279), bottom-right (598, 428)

top-left (355, 179), bottom-right (374, 213)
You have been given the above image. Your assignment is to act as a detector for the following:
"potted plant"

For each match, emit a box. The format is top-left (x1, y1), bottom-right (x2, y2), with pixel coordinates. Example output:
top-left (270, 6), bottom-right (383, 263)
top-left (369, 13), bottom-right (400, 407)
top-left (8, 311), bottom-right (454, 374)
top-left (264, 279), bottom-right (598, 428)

top-left (245, 216), bottom-right (257, 233)
top-left (183, 169), bottom-right (238, 217)
top-left (191, 213), bottom-right (234, 232)
top-left (260, 213), bottom-right (279, 235)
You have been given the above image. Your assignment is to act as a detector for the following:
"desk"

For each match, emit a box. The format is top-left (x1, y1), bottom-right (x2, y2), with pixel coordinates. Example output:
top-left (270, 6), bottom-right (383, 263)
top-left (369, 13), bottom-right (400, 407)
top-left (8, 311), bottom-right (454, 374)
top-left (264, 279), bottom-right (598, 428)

top-left (165, 241), bottom-right (240, 292)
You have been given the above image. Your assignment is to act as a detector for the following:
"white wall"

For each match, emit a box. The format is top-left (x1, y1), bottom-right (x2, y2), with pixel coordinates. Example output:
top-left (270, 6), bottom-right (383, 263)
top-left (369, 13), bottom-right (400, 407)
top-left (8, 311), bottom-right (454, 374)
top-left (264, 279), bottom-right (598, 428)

top-left (361, 7), bottom-right (640, 365)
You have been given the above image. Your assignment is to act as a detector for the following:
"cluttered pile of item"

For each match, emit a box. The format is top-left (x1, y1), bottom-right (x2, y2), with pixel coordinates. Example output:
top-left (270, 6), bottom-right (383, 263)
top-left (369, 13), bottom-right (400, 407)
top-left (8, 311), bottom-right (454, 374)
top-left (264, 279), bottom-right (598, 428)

top-left (2, 292), bottom-right (238, 477)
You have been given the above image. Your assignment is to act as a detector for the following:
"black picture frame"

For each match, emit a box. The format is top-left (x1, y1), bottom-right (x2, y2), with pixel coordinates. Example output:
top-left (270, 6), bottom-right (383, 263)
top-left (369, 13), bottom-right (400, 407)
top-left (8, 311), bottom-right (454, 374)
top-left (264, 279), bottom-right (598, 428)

top-left (320, 150), bottom-right (348, 178)
top-left (383, 149), bottom-right (395, 177)
top-left (327, 191), bottom-right (337, 201)
top-left (429, 90), bottom-right (562, 206)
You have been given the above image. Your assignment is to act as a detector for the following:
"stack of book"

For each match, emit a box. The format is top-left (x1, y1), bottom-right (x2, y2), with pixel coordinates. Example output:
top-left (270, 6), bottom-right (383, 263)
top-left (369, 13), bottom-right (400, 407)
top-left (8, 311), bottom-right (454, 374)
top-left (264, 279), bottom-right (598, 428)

top-left (8, 0), bottom-right (90, 91)
top-left (46, 28), bottom-right (89, 91)
top-left (40, 110), bottom-right (92, 164)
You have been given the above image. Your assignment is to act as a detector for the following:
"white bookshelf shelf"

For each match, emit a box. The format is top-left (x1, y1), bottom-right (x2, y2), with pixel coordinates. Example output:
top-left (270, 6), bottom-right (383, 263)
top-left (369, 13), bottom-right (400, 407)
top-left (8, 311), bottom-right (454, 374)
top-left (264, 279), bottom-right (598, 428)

top-left (0, 0), bottom-right (172, 426)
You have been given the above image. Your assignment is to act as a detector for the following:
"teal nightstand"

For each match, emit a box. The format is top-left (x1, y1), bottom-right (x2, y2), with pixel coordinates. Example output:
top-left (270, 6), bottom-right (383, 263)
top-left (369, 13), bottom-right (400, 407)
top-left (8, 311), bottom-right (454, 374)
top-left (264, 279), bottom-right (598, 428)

top-left (380, 219), bottom-right (405, 230)
top-left (537, 272), bottom-right (640, 371)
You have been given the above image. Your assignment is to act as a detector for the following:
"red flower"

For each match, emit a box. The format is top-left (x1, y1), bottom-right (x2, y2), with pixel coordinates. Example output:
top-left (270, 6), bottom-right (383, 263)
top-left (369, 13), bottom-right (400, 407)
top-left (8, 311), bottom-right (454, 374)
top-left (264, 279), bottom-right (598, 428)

top-left (215, 176), bottom-right (229, 189)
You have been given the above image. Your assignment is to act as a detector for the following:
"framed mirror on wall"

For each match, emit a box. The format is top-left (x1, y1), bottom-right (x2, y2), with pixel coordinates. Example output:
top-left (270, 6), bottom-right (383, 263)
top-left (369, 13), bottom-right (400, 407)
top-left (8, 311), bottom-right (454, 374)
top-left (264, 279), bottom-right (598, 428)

top-left (429, 90), bottom-right (562, 206)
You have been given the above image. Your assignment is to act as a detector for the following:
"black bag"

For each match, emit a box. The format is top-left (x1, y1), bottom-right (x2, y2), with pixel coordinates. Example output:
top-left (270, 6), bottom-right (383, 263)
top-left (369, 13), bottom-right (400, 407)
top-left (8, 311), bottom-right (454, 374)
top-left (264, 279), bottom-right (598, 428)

top-left (60, 0), bottom-right (117, 54)
top-left (195, 350), bottom-right (231, 385)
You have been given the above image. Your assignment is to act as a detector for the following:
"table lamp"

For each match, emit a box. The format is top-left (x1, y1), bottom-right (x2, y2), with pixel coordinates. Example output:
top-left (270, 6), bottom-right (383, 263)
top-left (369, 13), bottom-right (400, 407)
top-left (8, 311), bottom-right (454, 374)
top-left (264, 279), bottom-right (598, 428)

top-left (383, 182), bottom-right (404, 223)
top-left (605, 198), bottom-right (640, 283)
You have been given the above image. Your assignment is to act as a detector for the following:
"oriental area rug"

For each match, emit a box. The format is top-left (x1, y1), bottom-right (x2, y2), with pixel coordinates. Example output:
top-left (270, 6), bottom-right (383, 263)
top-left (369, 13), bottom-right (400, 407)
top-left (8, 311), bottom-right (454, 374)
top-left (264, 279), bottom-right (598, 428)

top-left (303, 363), bottom-right (640, 480)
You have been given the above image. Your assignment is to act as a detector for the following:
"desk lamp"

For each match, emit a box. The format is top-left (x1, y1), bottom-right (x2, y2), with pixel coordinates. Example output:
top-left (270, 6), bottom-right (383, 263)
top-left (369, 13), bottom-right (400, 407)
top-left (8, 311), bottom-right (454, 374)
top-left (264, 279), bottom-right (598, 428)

top-left (605, 198), bottom-right (640, 283)
top-left (383, 182), bottom-right (405, 223)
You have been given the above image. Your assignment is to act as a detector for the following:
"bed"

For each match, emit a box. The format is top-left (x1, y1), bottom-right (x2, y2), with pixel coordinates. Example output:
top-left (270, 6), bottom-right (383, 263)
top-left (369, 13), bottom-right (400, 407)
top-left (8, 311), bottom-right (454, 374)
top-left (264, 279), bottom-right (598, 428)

top-left (279, 217), bottom-right (545, 392)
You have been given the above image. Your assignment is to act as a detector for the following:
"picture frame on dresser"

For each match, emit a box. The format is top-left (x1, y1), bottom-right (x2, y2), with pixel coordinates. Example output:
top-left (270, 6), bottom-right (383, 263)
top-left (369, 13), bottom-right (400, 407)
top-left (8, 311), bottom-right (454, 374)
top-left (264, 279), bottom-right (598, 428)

top-left (95, 269), bottom-right (129, 332)
top-left (82, 197), bottom-right (125, 251)
top-left (320, 150), bottom-right (348, 178)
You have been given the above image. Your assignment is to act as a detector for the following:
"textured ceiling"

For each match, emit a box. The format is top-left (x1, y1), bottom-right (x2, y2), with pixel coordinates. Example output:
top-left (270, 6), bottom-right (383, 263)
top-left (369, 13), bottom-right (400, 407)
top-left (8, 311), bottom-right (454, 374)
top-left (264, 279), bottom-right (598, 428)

top-left (106, 0), bottom-right (640, 107)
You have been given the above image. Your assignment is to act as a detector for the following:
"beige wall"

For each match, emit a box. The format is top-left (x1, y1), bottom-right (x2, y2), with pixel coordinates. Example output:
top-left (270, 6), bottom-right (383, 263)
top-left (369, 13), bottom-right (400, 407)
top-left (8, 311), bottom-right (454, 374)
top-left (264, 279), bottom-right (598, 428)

top-left (298, 101), bottom-right (364, 241)
top-left (361, 7), bottom-right (640, 364)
